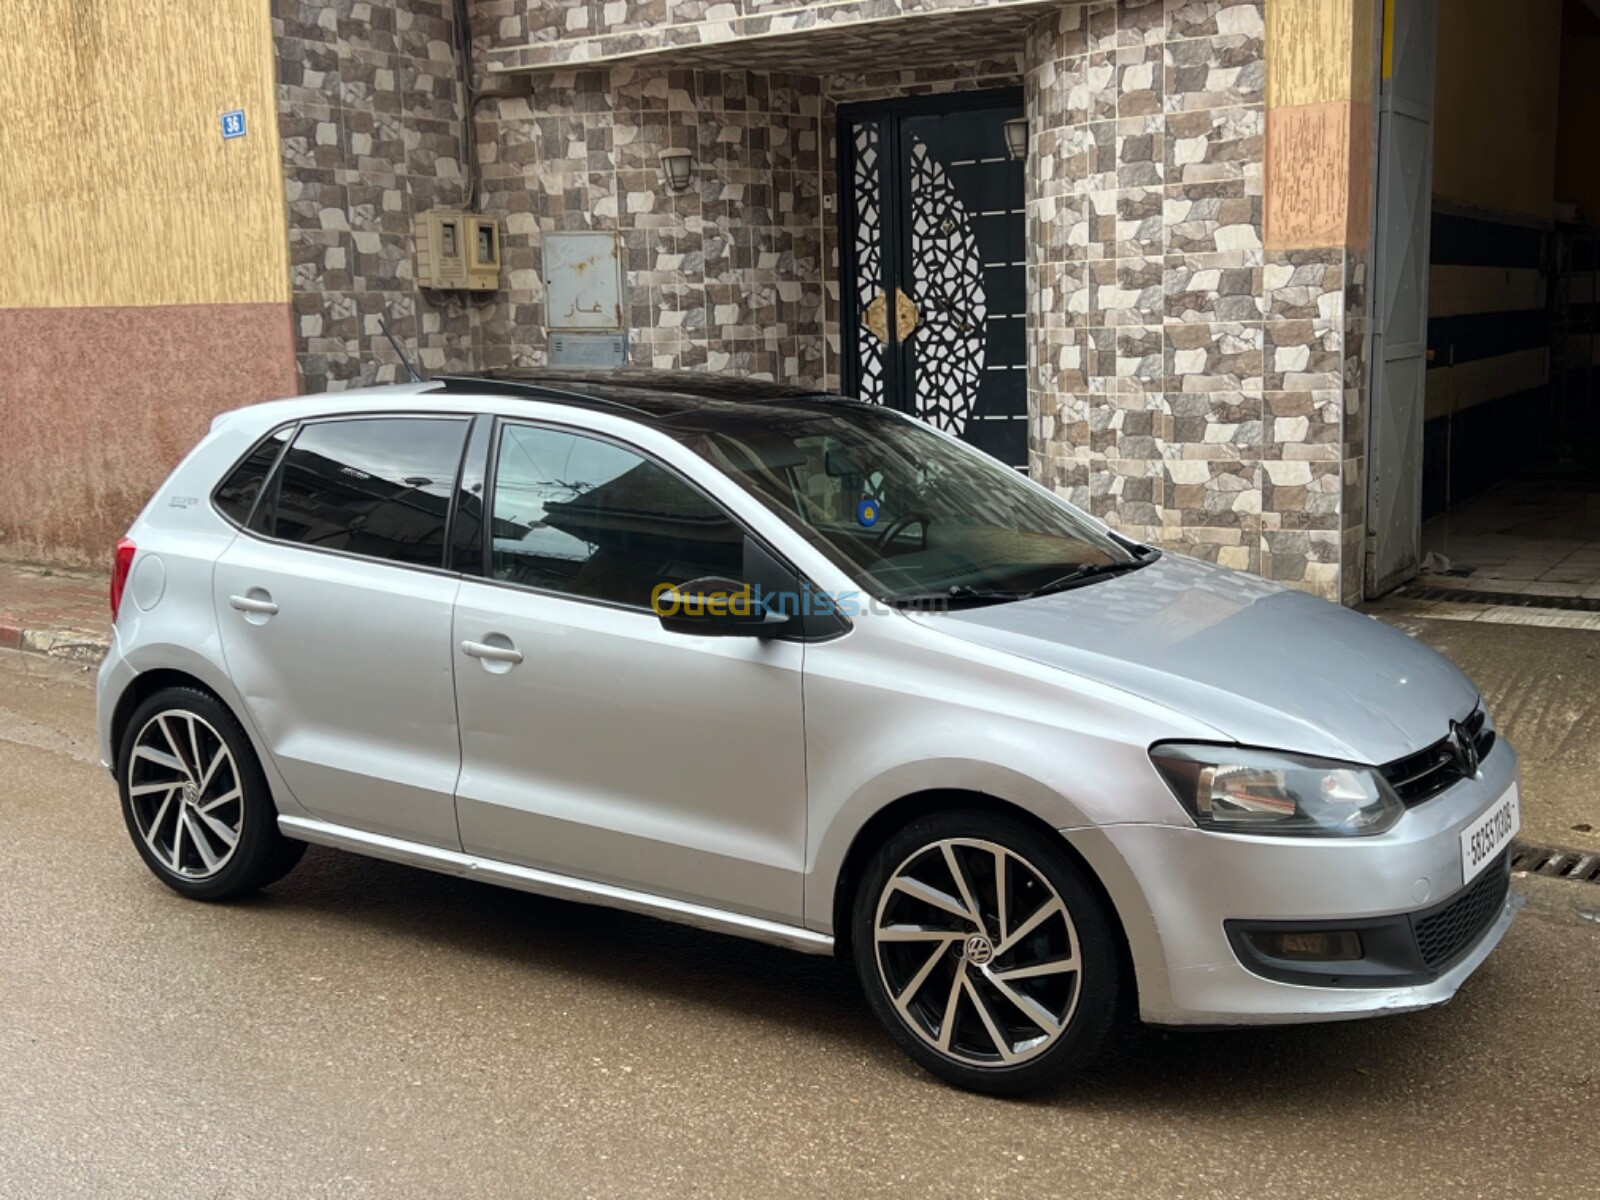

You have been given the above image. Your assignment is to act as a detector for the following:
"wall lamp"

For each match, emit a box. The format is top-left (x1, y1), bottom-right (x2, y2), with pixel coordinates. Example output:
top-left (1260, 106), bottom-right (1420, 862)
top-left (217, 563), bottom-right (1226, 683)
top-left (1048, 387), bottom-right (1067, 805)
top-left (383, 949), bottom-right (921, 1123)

top-left (658, 147), bottom-right (695, 193)
top-left (1003, 117), bottom-right (1028, 161)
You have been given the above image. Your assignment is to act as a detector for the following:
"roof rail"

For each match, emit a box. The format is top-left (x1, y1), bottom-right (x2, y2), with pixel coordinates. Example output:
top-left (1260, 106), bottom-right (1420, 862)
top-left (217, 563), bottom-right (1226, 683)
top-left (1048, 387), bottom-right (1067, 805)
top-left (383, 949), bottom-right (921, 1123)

top-left (431, 373), bottom-right (650, 416)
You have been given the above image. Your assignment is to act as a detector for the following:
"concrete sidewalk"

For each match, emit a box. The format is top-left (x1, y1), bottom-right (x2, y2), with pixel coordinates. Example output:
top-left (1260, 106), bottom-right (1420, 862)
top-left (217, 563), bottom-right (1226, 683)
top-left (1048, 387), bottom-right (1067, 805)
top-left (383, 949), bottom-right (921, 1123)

top-left (0, 560), bottom-right (110, 662)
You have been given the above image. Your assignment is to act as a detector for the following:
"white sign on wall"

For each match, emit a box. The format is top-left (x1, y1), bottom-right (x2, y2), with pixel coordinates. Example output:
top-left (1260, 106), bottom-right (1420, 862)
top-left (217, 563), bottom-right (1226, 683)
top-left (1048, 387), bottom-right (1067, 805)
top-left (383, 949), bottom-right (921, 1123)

top-left (543, 232), bottom-right (624, 331)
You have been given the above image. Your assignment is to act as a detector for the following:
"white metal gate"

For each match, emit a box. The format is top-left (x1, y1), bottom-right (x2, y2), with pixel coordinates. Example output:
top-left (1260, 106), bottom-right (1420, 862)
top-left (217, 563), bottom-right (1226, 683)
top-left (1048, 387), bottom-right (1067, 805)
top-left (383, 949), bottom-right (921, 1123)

top-left (1366, 0), bottom-right (1438, 596)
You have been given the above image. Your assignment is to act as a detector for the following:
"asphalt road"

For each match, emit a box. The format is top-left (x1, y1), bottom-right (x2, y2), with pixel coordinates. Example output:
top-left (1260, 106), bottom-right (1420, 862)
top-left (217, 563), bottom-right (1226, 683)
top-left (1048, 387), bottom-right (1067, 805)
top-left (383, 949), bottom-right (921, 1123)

top-left (1, 645), bottom-right (1597, 1200)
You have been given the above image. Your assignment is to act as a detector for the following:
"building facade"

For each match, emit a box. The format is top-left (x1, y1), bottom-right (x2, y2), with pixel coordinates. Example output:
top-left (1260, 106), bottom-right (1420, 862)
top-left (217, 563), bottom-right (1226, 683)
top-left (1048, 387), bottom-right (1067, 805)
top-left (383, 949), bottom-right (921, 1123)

top-left (4, 1), bottom-right (1395, 603)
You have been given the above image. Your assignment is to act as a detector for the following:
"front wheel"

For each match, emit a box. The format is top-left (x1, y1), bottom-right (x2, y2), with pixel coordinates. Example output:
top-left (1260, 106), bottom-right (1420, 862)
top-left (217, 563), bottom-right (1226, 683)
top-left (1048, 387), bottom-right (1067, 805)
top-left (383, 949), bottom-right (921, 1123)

top-left (116, 686), bottom-right (304, 901)
top-left (851, 810), bottom-right (1125, 1095)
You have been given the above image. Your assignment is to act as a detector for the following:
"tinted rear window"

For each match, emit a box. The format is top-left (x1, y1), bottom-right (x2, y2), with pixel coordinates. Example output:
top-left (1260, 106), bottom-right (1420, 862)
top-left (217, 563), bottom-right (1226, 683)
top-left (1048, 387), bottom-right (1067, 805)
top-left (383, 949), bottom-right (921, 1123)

top-left (214, 428), bottom-right (289, 527)
top-left (268, 417), bottom-right (470, 567)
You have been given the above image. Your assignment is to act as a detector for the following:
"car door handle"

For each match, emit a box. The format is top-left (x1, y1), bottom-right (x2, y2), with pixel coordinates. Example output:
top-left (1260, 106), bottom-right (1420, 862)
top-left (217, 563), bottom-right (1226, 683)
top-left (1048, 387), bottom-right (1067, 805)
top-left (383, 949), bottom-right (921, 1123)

top-left (228, 594), bottom-right (279, 615)
top-left (461, 639), bottom-right (523, 665)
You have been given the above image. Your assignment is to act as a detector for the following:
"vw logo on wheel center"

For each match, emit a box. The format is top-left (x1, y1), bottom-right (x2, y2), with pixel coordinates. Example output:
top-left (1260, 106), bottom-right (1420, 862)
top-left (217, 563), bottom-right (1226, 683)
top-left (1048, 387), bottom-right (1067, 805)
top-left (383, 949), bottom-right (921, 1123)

top-left (964, 934), bottom-right (994, 966)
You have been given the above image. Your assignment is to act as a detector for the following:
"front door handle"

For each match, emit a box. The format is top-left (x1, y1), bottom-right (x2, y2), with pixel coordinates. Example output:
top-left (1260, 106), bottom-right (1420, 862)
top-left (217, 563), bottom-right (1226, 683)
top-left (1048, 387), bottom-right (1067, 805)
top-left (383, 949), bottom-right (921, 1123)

top-left (228, 594), bottom-right (279, 616)
top-left (461, 639), bottom-right (523, 665)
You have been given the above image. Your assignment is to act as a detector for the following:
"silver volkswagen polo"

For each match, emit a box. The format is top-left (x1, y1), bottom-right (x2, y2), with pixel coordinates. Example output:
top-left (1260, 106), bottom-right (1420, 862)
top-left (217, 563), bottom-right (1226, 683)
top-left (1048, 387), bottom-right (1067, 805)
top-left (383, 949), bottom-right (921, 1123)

top-left (97, 370), bottom-right (1522, 1094)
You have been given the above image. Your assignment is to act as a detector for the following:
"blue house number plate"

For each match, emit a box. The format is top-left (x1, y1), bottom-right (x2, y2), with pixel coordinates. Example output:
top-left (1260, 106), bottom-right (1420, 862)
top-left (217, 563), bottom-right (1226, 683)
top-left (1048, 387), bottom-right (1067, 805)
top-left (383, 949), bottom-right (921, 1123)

top-left (221, 110), bottom-right (247, 140)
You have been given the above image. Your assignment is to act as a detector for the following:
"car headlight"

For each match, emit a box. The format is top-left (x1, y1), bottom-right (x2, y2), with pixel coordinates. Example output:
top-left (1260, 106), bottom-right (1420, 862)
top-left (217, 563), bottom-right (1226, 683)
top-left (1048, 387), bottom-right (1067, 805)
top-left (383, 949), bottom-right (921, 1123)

top-left (1149, 744), bottom-right (1404, 837)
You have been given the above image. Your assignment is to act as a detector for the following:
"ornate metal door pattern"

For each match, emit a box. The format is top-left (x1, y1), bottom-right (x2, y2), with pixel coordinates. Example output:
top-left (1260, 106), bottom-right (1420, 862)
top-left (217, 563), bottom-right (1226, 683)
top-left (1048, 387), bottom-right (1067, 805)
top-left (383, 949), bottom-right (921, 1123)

top-left (840, 92), bottom-right (1027, 470)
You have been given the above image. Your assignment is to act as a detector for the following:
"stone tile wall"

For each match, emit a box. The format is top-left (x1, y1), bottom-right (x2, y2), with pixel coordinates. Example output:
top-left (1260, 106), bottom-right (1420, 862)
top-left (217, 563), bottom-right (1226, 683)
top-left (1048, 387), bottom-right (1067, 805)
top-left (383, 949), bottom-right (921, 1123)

top-left (473, 66), bottom-right (829, 384)
top-left (272, 0), bottom-right (481, 390)
top-left (479, 0), bottom-right (1055, 71)
top-left (275, 3), bottom-right (836, 388)
top-left (270, 0), bottom-right (1376, 601)
top-left (1023, 0), bottom-right (1361, 600)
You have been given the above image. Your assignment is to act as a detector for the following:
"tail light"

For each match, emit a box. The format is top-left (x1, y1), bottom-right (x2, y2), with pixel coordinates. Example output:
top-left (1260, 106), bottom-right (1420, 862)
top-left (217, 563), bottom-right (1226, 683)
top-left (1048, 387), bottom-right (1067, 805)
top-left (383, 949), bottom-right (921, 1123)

top-left (110, 537), bottom-right (137, 622)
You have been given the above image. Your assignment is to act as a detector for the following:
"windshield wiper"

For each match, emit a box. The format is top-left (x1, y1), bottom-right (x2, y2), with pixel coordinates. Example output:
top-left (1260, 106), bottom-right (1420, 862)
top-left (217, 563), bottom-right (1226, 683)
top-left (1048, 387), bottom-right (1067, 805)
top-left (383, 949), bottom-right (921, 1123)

top-left (887, 547), bottom-right (1161, 610)
top-left (1030, 549), bottom-right (1159, 597)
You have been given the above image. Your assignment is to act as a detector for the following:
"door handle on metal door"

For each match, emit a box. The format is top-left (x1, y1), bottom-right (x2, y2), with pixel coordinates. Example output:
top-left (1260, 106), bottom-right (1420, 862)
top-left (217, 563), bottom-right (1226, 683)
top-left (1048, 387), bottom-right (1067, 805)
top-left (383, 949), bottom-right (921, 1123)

top-left (461, 639), bottom-right (523, 665)
top-left (228, 594), bottom-right (279, 615)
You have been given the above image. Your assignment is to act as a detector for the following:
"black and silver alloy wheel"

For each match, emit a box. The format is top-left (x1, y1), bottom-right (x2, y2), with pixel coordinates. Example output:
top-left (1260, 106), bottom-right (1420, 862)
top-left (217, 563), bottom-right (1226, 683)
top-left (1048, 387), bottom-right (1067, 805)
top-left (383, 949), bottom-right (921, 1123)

top-left (874, 837), bottom-right (1082, 1067)
top-left (853, 811), bottom-right (1123, 1095)
top-left (128, 710), bottom-right (243, 879)
top-left (117, 686), bottom-right (305, 901)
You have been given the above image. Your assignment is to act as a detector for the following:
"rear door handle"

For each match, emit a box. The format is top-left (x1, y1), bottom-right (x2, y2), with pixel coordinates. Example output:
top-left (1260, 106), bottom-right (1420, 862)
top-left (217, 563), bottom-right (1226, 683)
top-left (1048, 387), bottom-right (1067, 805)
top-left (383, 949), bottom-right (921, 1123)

top-left (461, 639), bottom-right (523, 665)
top-left (228, 594), bottom-right (279, 615)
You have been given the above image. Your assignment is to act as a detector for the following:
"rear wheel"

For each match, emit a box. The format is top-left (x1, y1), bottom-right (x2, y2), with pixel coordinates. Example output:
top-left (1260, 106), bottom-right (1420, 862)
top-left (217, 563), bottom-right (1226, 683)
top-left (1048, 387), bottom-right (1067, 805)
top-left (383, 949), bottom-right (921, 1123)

top-left (851, 810), bottom-right (1124, 1095)
top-left (117, 686), bottom-right (304, 900)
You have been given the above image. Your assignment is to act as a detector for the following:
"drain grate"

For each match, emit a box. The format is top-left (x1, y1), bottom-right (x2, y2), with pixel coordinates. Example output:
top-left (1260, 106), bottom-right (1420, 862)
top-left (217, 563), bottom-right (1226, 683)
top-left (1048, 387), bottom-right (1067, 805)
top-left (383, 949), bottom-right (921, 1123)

top-left (1399, 586), bottom-right (1600, 612)
top-left (1511, 840), bottom-right (1600, 884)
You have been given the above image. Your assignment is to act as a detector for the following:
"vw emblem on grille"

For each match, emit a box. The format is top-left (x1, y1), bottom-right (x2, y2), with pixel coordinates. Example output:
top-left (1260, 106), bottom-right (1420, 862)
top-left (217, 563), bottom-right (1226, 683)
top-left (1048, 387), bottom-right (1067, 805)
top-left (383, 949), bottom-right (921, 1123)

top-left (964, 934), bottom-right (995, 966)
top-left (1447, 720), bottom-right (1481, 779)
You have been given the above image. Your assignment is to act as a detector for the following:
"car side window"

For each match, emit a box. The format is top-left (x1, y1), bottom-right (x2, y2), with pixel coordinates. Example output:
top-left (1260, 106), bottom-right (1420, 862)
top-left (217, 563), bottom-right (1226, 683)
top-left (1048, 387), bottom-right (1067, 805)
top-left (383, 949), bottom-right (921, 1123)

top-left (214, 428), bottom-right (290, 527)
top-left (490, 422), bottom-right (744, 609)
top-left (268, 417), bottom-right (470, 568)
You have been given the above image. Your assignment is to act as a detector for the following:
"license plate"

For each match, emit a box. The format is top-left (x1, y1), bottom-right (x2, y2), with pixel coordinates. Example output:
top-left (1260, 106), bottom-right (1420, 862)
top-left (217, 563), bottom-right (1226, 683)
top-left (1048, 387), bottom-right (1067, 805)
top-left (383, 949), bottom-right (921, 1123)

top-left (1460, 784), bottom-right (1519, 885)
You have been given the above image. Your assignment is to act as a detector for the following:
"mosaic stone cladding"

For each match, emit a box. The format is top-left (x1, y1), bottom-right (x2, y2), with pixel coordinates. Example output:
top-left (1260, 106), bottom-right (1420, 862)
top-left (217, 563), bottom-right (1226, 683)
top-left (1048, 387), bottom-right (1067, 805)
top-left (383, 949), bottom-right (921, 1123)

top-left (1023, 0), bottom-right (1363, 601)
top-left (269, 0), bottom-right (1375, 601)
top-left (473, 66), bottom-right (829, 383)
top-left (272, 0), bottom-right (481, 390)
top-left (480, 0), bottom-right (1058, 72)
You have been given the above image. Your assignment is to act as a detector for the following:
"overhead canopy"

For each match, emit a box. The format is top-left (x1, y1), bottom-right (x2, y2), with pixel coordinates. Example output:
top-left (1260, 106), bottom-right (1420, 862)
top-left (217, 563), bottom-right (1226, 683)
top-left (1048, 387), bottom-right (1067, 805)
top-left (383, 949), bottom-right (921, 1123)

top-left (486, 0), bottom-right (1053, 75)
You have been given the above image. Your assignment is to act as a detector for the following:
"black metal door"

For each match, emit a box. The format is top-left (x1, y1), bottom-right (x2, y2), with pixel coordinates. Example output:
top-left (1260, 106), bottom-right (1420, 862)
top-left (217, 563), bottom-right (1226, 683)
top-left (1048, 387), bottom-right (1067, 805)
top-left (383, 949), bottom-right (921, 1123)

top-left (839, 91), bottom-right (1027, 470)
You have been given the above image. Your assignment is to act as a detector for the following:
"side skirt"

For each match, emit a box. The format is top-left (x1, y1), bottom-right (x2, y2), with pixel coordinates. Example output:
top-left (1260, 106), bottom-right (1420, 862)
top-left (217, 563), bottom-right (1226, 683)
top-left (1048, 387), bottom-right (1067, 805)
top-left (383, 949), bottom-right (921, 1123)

top-left (278, 815), bottom-right (835, 956)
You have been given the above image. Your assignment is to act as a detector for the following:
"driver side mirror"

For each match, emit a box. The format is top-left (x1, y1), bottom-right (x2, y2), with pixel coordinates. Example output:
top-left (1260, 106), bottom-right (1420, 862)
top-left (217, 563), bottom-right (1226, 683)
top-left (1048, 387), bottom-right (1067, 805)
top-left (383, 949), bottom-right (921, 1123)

top-left (653, 577), bottom-right (792, 638)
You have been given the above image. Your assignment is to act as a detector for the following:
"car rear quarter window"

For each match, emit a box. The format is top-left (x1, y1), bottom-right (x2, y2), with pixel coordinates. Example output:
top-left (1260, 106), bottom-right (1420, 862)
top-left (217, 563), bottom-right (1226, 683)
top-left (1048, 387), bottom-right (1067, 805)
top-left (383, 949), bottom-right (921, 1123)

top-left (214, 428), bottom-right (290, 527)
top-left (490, 423), bottom-right (743, 608)
top-left (268, 417), bottom-right (470, 568)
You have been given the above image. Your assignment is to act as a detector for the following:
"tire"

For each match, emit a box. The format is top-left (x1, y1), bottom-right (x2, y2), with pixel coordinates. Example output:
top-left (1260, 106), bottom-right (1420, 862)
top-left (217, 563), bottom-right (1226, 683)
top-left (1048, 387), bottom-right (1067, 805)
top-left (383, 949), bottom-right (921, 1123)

top-left (851, 809), bottom-right (1125, 1095)
top-left (116, 685), bottom-right (305, 901)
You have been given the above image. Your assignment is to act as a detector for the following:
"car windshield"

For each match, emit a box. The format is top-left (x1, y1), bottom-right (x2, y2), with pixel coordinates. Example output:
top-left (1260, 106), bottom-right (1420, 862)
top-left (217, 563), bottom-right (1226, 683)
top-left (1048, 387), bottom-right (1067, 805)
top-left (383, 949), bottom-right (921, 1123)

top-left (667, 401), bottom-right (1142, 603)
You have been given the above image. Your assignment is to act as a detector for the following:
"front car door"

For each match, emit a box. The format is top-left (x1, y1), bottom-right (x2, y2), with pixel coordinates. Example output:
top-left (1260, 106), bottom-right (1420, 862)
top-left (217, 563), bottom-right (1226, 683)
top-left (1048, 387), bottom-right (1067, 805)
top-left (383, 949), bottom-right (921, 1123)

top-left (451, 419), bottom-right (808, 923)
top-left (213, 414), bottom-right (471, 849)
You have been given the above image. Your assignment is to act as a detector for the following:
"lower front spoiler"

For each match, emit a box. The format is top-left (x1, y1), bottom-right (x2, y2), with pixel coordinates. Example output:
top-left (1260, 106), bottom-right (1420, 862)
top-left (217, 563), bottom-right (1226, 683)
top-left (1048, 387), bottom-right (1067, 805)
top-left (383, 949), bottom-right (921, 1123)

top-left (1152, 888), bottom-right (1523, 1028)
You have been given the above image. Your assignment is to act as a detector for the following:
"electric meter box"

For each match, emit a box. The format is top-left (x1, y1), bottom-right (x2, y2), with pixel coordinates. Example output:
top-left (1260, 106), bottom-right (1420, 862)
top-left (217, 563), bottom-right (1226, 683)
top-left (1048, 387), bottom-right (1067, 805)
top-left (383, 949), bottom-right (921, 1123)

top-left (416, 211), bottom-right (500, 291)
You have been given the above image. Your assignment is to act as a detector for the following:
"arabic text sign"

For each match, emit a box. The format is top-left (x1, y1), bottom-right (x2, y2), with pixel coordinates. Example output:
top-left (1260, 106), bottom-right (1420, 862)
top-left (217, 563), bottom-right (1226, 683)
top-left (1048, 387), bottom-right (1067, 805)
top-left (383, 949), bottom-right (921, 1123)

top-left (542, 231), bottom-right (624, 331)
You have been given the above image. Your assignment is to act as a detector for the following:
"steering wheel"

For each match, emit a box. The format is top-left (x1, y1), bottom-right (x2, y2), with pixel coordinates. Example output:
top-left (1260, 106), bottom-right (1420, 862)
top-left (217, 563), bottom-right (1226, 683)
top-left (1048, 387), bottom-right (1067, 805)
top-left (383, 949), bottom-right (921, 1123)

top-left (875, 509), bottom-right (934, 551)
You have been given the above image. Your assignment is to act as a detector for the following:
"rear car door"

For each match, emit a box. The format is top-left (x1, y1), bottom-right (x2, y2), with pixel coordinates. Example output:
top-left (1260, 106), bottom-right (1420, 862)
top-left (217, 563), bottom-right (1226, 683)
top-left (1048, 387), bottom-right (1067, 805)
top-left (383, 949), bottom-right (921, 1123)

top-left (451, 419), bottom-right (809, 923)
top-left (213, 414), bottom-right (471, 849)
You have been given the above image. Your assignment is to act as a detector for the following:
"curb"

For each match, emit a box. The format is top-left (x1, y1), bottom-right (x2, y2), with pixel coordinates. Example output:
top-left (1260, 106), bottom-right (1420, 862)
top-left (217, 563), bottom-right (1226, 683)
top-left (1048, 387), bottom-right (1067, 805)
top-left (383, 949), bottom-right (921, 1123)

top-left (0, 622), bottom-right (110, 665)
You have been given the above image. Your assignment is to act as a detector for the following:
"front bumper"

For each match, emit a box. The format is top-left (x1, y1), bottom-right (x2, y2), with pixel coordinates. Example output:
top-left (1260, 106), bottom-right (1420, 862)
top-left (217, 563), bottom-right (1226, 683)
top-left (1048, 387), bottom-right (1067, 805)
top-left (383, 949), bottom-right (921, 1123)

top-left (1066, 739), bottom-right (1522, 1026)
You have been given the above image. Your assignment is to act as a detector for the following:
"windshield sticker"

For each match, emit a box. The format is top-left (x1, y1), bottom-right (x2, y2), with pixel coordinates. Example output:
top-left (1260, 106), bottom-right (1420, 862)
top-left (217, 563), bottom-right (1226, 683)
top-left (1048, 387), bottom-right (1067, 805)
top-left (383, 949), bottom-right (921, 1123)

top-left (856, 498), bottom-right (880, 528)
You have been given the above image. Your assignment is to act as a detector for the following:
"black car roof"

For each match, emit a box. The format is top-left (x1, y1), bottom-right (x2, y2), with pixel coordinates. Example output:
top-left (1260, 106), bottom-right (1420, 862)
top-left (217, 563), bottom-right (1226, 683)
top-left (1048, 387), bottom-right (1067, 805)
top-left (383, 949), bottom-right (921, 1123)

top-left (431, 368), bottom-right (859, 421)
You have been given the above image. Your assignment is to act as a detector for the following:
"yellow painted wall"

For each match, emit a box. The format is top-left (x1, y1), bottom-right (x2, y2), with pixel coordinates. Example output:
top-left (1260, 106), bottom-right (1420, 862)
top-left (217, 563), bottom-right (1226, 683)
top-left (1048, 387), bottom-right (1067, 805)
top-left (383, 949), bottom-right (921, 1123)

top-left (1555, 31), bottom-right (1600, 224)
top-left (0, 0), bottom-right (289, 309)
top-left (1431, 0), bottom-right (1563, 220)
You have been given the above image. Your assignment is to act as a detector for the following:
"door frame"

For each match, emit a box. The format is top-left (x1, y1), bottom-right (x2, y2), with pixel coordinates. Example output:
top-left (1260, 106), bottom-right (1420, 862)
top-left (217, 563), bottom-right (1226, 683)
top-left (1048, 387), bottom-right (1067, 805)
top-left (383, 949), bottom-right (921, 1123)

top-left (835, 86), bottom-right (1024, 408)
top-left (1364, 0), bottom-right (1438, 598)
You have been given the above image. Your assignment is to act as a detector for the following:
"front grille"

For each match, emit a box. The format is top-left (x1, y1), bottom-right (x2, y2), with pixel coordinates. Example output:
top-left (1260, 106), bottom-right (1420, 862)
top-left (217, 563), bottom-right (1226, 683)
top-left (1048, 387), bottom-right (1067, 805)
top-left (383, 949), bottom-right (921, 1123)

top-left (1411, 851), bottom-right (1511, 972)
top-left (1380, 707), bottom-right (1497, 806)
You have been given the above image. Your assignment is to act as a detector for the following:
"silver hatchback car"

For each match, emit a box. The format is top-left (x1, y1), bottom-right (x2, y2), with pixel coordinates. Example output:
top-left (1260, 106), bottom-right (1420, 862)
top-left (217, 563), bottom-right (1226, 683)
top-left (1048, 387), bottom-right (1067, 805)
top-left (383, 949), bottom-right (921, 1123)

top-left (98, 369), bottom-right (1522, 1094)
